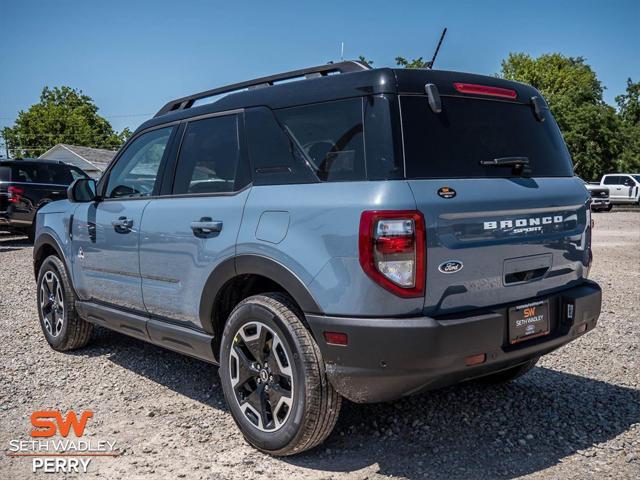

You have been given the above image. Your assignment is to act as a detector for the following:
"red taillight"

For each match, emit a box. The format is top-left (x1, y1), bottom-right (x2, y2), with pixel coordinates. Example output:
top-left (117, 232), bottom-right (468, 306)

top-left (359, 210), bottom-right (426, 298)
top-left (453, 82), bottom-right (517, 100)
top-left (7, 186), bottom-right (24, 203)
top-left (375, 235), bottom-right (414, 254)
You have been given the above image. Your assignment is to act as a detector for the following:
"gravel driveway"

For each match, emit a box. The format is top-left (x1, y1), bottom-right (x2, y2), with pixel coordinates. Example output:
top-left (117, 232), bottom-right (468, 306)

top-left (1, 211), bottom-right (639, 479)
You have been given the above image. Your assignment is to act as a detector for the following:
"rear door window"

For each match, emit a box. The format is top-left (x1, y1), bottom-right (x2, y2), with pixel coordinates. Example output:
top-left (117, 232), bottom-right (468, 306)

top-left (275, 98), bottom-right (365, 182)
top-left (9, 164), bottom-right (75, 184)
top-left (172, 114), bottom-right (250, 195)
top-left (603, 176), bottom-right (621, 185)
top-left (400, 95), bottom-right (574, 178)
top-left (245, 107), bottom-right (318, 186)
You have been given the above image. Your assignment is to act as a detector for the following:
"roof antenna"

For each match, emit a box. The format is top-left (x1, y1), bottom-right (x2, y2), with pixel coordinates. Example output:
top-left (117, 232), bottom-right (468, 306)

top-left (426, 27), bottom-right (447, 69)
top-left (340, 41), bottom-right (344, 61)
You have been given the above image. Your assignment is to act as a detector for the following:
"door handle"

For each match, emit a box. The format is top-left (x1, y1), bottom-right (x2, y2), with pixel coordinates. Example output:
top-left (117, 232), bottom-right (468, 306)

top-left (112, 216), bottom-right (133, 233)
top-left (191, 217), bottom-right (223, 237)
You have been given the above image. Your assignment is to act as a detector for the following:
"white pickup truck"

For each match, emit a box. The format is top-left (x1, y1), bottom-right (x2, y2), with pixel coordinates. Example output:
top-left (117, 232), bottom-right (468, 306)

top-left (599, 174), bottom-right (640, 205)
top-left (583, 180), bottom-right (611, 211)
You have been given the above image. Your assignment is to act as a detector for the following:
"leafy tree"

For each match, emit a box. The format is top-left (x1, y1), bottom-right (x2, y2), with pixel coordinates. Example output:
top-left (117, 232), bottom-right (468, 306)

top-left (500, 53), bottom-right (623, 180)
top-left (358, 55), bottom-right (374, 67)
top-left (2, 86), bottom-right (130, 158)
top-left (615, 79), bottom-right (640, 172)
top-left (395, 56), bottom-right (430, 69)
top-left (616, 78), bottom-right (640, 125)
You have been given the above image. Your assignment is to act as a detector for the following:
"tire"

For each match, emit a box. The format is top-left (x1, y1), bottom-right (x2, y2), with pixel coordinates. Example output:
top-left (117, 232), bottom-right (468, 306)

top-left (477, 356), bottom-right (540, 385)
top-left (36, 255), bottom-right (93, 351)
top-left (603, 204), bottom-right (613, 212)
top-left (219, 292), bottom-right (342, 456)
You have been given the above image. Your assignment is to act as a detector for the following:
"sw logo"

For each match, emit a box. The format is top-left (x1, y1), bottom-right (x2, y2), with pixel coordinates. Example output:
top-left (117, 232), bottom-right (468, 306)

top-left (523, 307), bottom-right (537, 318)
top-left (31, 410), bottom-right (93, 438)
top-left (8, 410), bottom-right (118, 474)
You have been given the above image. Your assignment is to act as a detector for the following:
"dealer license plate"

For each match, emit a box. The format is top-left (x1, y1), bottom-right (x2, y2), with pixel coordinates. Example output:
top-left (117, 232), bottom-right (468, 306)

top-left (508, 300), bottom-right (550, 344)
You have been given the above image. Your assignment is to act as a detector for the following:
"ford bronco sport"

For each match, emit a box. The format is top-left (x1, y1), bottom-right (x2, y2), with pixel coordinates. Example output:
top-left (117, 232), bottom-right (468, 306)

top-left (33, 61), bottom-right (602, 455)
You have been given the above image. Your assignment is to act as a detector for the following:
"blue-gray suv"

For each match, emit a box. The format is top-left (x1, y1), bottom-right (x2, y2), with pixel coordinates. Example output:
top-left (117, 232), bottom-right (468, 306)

top-left (33, 61), bottom-right (602, 455)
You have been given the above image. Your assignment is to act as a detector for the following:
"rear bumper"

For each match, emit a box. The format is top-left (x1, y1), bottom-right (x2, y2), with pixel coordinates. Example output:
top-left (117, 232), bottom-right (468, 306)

top-left (306, 281), bottom-right (601, 403)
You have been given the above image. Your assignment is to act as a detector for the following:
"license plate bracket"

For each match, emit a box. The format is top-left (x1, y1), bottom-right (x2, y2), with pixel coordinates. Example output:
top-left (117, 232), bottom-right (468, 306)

top-left (508, 300), bottom-right (550, 344)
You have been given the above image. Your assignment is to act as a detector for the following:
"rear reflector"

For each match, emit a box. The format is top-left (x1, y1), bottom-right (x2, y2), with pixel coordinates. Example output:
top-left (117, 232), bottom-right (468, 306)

top-left (465, 353), bottom-right (486, 366)
top-left (453, 82), bottom-right (517, 100)
top-left (324, 331), bottom-right (348, 346)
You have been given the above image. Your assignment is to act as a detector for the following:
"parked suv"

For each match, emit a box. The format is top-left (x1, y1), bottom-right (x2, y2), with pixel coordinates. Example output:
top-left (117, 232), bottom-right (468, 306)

top-left (33, 61), bottom-right (602, 455)
top-left (0, 159), bottom-right (88, 241)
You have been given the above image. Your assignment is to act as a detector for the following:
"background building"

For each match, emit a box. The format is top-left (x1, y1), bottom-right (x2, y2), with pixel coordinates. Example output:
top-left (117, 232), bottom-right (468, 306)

top-left (38, 144), bottom-right (116, 178)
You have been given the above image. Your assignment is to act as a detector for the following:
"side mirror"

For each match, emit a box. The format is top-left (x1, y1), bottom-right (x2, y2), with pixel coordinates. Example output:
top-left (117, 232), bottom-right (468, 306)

top-left (67, 178), bottom-right (98, 203)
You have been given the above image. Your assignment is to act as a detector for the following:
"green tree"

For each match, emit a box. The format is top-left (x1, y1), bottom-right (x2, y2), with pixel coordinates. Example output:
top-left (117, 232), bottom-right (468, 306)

top-left (615, 79), bottom-right (640, 172)
top-left (357, 55), bottom-right (374, 67)
top-left (499, 53), bottom-right (623, 180)
top-left (395, 56), bottom-right (430, 69)
top-left (2, 86), bottom-right (130, 158)
top-left (616, 78), bottom-right (640, 124)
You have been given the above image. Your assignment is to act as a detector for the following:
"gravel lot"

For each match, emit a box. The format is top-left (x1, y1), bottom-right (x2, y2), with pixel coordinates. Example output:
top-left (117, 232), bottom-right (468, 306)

top-left (1, 211), bottom-right (639, 479)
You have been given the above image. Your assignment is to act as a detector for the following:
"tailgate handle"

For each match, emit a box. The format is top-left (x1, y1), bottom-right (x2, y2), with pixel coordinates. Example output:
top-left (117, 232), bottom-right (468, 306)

top-left (505, 267), bottom-right (549, 284)
top-left (503, 254), bottom-right (552, 286)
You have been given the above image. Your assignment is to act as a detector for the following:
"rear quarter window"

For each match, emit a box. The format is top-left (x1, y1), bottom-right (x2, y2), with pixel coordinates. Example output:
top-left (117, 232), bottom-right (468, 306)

top-left (0, 166), bottom-right (9, 182)
top-left (400, 95), bottom-right (574, 178)
top-left (275, 98), bottom-right (366, 182)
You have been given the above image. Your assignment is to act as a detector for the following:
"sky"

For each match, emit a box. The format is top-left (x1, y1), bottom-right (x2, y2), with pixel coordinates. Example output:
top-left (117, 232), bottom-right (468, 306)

top-left (1, 0), bottom-right (639, 148)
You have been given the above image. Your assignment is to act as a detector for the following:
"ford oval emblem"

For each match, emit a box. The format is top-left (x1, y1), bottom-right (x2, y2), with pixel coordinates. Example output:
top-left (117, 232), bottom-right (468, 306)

top-left (438, 260), bottom-right (463, 274)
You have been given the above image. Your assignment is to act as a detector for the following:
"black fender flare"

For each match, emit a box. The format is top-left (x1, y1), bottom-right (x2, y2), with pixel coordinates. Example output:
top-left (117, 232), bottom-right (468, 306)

top-left (198, 254), bottom-right (323, 334)
top-left (32, 233), bottom-right (79, 295)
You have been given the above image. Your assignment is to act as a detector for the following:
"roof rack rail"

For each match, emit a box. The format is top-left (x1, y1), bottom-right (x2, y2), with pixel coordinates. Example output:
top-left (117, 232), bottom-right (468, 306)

top-left (154, 60), bottom-right (371, 117)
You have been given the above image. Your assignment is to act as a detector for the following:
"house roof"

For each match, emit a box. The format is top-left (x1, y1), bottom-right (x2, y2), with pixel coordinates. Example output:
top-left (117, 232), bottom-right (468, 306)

top-left (39, 144), bottom-right (117, 171)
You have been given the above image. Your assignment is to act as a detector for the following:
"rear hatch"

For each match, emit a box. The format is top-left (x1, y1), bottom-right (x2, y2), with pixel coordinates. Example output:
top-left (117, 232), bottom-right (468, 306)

top-left (396, 71), bottom-right (591, 316)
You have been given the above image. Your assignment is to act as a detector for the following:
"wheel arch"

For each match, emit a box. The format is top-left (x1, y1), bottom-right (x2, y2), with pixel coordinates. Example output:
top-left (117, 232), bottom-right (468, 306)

top-left (199, 254), bottom-right (323, 358)
top-left (33, 233), bottom-right (76, 297)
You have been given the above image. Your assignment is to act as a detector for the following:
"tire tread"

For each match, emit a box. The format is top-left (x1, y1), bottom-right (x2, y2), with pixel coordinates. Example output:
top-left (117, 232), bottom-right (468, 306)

top-left (225, 292), bottom-right (341, 455)
top-left (38, 255), bottom-right (92, 351)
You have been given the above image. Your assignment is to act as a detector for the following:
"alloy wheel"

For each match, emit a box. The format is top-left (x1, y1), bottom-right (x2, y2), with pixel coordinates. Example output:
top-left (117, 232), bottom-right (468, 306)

top-left (229, 321), bottom-right (294, 432)
top-left (40, 271), bottom-right (64, 337)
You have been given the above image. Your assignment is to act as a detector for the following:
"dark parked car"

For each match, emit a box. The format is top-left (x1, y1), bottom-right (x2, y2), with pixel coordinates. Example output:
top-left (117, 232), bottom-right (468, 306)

top-left (0, 159), bottom-right (88, 241)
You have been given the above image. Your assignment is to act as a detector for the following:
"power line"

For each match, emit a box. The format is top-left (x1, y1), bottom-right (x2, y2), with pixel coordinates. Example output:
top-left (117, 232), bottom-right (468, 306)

top-left (0, 113), bottom-right (152, 120)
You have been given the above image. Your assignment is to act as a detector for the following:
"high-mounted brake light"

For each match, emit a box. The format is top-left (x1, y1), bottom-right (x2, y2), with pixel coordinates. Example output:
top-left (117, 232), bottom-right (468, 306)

top-left (359, 210), bottom-right (426, 298)
top-left (453, 82), bottom-right (517, 100)
top-left (7, 186), bottom-right (24, 203)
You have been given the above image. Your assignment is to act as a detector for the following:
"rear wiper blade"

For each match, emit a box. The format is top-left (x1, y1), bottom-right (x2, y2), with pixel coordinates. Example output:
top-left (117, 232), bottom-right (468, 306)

top-left (480, 157), bottom-right (530, 167)
top-left (479, 157), bottom-right (531, 177)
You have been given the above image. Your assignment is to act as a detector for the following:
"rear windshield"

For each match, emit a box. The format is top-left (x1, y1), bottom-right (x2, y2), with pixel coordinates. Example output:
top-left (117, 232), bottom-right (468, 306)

top-left (400, 95), bottom-right (574, 178)
top-left (7, 163), bottom-right (79, 185)
top-left (0, 166), bottom-right (9, 182)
